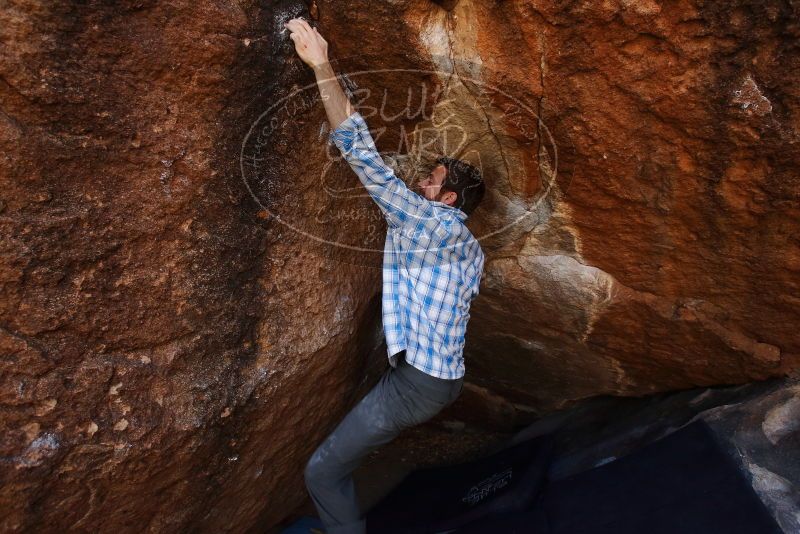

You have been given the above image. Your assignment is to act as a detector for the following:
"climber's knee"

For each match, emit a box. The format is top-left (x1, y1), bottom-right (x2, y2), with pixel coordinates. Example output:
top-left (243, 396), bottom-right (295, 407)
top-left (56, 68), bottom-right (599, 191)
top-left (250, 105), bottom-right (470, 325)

top-left (304, 454), bottom-right (319, 486)
top-left (304, 446), bottom-right (329, 488)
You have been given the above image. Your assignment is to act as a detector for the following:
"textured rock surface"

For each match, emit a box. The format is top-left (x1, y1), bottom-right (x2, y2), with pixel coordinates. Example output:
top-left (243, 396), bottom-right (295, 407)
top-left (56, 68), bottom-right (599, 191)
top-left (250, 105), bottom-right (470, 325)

top-left (509, 377), bottom-right (800, 533)
top-left (1, 0), bottom-right (799, 532)
top-left (0, 1), bottom-right (386, 532)
top-left (413, 0), bottom-right (800, 413)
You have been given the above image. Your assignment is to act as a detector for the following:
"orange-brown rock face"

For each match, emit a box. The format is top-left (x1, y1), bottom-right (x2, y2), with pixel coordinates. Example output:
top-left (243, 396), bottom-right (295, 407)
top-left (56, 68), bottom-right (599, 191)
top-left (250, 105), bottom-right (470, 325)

top-left (0, 1), bottom-right (386, 531)
top-left (1, 0), bottom-right (798, 532)
top-left (423, 0), bottom-right (800, 414)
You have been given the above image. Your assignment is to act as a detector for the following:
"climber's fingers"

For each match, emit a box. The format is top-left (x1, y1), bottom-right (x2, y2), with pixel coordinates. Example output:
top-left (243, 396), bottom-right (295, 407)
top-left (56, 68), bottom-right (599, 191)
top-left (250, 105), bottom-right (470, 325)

top-left (288, 17), bottom-right (326, 51)
top-left (296, 17), bottom-right (315, 36)
top-left (287, 17), bottom-right (314, 42)
top-left (283, 19), bottom-right (297, 34)
top-left (284, 17), bottom-right (328, 68)
top-left (283, 19), bottom-right (305, 42)
top-left (300, 18), bottom-right (325, 46)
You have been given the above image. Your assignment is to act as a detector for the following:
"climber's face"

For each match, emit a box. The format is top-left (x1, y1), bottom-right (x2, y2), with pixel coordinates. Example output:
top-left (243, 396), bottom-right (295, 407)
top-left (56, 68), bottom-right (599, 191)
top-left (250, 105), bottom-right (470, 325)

top-left (416, 164), bottom-right (455, 205)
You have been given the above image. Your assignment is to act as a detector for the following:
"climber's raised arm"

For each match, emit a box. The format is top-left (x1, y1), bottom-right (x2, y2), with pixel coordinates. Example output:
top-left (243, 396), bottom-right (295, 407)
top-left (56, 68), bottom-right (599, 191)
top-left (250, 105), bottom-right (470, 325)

top-left (284, 17), bottom-right (435, 228)
top-left (283, 18), bottom-right (351, 129)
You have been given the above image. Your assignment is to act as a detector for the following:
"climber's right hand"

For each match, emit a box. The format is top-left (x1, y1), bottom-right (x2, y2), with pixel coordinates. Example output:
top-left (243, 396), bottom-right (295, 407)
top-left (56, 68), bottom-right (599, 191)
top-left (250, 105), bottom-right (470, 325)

top-left (284, 17), bottom-right (329, 69)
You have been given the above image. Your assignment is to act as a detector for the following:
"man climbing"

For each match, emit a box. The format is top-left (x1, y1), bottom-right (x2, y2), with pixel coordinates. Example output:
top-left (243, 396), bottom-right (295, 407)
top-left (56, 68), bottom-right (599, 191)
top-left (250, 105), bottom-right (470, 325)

top-left (284, 17), bottom-right (486, 534)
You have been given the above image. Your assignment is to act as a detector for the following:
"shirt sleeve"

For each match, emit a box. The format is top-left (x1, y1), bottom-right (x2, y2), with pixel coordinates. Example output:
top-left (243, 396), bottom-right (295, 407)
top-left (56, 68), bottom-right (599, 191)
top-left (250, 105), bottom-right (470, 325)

top-left (328, 111), bottom-right (434, 228)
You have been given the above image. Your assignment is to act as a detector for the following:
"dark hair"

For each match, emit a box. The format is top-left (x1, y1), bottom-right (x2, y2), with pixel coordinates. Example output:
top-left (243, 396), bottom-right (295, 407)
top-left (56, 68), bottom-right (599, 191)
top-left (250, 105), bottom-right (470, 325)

top-left (436, 156), bottom-right (485, 216)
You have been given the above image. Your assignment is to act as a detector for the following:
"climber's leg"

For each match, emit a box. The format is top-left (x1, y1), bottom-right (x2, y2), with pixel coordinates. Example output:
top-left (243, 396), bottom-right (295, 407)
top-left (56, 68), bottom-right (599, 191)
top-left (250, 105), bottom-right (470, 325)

top-left (303, 351), bottom-right (463, 534)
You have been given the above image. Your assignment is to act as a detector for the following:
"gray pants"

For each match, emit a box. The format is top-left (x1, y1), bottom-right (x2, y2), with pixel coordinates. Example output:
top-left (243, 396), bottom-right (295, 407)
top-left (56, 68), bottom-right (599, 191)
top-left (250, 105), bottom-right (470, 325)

top-left (304, 351), bottom-right (464, 534)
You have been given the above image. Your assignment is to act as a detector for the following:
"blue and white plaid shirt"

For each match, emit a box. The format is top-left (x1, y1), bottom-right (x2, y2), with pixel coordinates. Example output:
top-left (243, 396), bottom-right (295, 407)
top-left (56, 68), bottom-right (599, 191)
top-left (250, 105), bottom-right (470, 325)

top-left (329, 111), bottom-right (484, 379)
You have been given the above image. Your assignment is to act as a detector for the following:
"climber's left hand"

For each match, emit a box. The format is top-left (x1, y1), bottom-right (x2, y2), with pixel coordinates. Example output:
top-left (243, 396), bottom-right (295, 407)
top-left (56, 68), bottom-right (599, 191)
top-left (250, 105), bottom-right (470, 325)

top-left (284, 17), bottom-right (329, 69)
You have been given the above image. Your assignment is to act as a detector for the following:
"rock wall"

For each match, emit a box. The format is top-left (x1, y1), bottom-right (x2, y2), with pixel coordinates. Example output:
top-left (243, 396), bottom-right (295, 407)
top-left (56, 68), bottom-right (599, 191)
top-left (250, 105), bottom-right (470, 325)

top-left (510, 377), bottom-right (800, 533)
top-left (447, 0), bottom-right (800, 414)
top-left (1, 1), bottom-right (384, 531)
top-left (1, 0), bottom-right (798, 532)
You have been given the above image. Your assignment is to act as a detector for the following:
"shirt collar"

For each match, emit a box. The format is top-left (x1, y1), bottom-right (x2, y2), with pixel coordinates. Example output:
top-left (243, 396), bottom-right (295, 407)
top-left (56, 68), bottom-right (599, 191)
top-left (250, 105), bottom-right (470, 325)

top-left (428, 200), bottom-right (468, 221)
